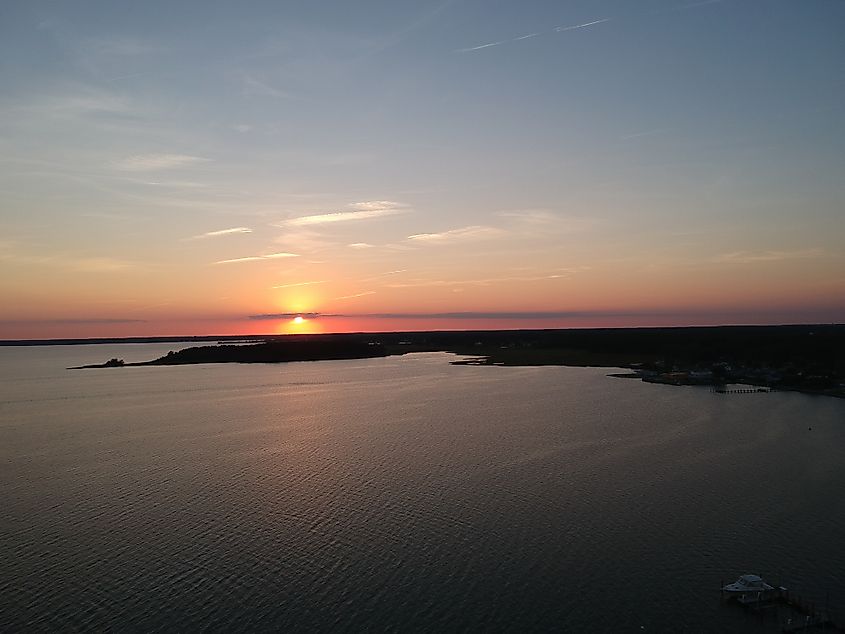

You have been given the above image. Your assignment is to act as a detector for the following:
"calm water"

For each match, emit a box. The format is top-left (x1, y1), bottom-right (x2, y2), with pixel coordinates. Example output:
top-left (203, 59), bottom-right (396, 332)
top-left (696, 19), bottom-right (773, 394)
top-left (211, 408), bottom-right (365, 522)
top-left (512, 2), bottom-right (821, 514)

top-left (2, 344), bottom-right (844, 632)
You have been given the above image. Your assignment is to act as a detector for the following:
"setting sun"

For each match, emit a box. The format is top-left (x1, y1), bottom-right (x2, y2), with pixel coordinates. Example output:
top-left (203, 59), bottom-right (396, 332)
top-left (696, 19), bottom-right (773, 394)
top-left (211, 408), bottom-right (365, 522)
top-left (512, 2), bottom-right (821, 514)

top-left (293, 316), bottom-right (305, 324)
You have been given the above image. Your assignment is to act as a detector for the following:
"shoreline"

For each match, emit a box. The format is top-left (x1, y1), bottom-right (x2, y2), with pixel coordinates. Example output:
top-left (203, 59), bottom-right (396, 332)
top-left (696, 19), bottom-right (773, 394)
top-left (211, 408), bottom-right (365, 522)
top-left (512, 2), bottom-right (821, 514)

top-left (68, 330), bottom-right (845, 400)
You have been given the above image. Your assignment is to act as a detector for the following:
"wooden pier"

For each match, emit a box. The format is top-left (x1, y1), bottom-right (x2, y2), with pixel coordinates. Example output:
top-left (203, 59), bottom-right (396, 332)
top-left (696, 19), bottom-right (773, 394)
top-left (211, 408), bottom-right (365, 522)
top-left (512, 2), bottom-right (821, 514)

top-left (711, 386), bottom-right (774, 394)
top-left (721, 582), bottom-right (842, 632)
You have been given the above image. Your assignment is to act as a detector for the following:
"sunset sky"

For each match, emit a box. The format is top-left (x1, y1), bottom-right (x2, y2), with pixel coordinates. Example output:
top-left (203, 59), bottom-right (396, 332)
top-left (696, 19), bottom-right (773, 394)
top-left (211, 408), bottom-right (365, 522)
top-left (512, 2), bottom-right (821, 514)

top-left (1, 0), bottom-right (843, 339)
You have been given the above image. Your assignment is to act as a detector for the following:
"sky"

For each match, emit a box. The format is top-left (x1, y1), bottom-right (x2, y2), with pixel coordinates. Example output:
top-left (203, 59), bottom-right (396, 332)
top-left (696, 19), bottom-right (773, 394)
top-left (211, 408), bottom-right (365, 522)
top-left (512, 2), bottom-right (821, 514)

top-left (1, 0), bottom-right (843, 339)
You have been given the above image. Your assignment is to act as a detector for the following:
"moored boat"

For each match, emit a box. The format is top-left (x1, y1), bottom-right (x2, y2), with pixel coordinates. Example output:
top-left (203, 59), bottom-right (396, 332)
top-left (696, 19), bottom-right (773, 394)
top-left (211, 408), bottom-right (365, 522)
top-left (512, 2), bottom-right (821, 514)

top-left (722, 574), bottom-right (774, 599)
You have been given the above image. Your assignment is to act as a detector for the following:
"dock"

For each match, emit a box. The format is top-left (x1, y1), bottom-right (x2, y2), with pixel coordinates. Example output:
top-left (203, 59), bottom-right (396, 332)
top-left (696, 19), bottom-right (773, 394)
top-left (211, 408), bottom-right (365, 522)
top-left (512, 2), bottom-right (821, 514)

top-left (711, 386), bottom-right (774, 394)
top-left (722, 582), bottom-right (842, 632)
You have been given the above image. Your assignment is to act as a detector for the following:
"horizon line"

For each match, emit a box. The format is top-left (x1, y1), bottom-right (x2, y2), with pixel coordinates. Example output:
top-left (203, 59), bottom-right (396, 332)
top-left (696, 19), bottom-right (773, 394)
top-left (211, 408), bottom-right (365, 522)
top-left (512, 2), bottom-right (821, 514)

top-left (1, 322), bottom-right (842, 345)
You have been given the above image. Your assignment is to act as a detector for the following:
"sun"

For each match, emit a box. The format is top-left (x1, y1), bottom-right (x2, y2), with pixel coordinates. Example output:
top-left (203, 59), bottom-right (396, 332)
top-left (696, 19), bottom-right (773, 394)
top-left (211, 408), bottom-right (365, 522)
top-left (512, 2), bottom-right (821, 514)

top-left (293, 315), bottom-right (305, 324)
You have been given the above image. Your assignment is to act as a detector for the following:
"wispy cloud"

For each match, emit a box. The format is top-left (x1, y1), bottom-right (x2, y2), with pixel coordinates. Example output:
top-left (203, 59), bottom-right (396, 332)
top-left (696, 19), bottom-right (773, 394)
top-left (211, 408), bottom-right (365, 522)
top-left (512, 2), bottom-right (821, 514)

top-left (283, 201), bottom-right (408, 226)
top-left (714, 248), bottom-right (824, 264)
top-left (359, 269), bottom-right (407, 282)
top-left (334, 291), bottom-right (376, 300)
top-left (114, 154), bottom-right (212, 172)
top-left (215, 252), bottom-right (298, 264)
top-left (407, 225), bottom-right (503, 244)
top-left (386, 272), bottom-right (575, 289)
top-left (248, 312), bottom-right (320, 321)
top-left (349, 200), bottom-right (405, 211)
top-left (348, 242), bottom-right (375, 249)
top-left (187, 227), bottom-right (252, 240)
top-left (497, 209), bottom-right (559, 224)
top-left (271, 280), bottom-right (326, 289)
top-left (286, 209), bottom-right (399, 225)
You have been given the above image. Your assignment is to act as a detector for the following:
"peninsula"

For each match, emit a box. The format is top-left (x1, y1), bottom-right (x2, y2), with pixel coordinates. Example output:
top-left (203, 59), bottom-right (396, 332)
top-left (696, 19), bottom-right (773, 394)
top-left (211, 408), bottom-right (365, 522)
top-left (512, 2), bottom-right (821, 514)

top-left (67, 325), bottom-right (845, 398)
top-left (71, 339), bottom-right (388, 368)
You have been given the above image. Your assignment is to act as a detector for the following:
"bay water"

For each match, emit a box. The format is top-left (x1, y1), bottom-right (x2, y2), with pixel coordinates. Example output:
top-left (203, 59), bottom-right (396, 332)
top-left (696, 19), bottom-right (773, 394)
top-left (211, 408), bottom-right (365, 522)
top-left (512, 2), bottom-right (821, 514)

top-left (2, 344), bottom-right (844, 632)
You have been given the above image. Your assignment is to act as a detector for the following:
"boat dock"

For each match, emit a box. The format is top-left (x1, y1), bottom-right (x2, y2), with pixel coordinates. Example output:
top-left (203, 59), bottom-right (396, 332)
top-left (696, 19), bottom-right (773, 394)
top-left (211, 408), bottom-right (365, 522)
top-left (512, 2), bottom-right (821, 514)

top-left (722, 582), bottom-right (842, 632)
top-left (711, 386), bottom-right (774, 394)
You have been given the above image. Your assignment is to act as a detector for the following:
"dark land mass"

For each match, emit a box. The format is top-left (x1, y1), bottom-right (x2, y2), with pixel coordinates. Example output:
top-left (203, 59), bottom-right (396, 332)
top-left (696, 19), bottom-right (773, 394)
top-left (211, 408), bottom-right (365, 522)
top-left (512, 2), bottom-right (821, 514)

top-left (71, 339), bottom-right (388, 368)
top-left (66, 324), bottom-right (845, 398)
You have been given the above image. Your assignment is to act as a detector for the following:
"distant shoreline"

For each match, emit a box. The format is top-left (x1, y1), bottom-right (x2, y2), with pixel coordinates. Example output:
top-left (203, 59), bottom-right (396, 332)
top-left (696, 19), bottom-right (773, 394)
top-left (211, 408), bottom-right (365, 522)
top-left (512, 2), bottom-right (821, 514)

top-left (2, 323), bottom-right (843, 347)
top-left (61, 325), bottom-right (845, 400)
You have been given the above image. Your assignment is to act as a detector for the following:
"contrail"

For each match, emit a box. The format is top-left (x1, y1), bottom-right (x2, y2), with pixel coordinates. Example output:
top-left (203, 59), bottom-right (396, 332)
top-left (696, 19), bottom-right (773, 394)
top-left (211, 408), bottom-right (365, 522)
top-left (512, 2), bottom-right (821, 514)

top-left (456, 39), bottom-right (509, 53)
top-left (456, 18), bottom-right (610, 53)
top-left (554, 18), bottom-right (611, 33)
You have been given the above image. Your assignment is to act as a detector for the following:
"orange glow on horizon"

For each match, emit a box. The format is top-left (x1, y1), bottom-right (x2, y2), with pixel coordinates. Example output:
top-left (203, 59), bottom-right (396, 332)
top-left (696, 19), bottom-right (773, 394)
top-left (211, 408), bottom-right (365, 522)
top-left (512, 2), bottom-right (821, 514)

top-left (276, 315), bottom-right (322, 335)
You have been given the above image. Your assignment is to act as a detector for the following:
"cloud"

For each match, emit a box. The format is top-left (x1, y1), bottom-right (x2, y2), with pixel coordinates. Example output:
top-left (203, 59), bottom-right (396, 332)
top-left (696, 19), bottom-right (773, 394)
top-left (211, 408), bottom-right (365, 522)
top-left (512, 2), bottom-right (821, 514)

top-left (271, 280), bottom-right (326, 289)
top-left (232, 124), bottom-right (253, 133)
top-left (407, 225), bottom-right (503, 244)
top-left (497, 209), bottom-right (559, 224)
top-left (248, 312), bottom-right (320, 320)
top-left (714, 248), bottom-right (824, 264)
top-left (215, 252), bottom-right (298, 264)
top-left (187, 227), bottom-right (252, 240)
top-left (334, 291), bottom-right (376, 300)
top-left (283, 201), bottom-right (408, 226)
top-left (114, 154), bottom-right (212, 172)
top-left (348, 200), bottom-right (406, 211)
top-left (386, 272), bottom-right (574, 288)
top-left (348, 242), bottom-right (375, 249)
top-left (359, 269), bottom-right (407, 282)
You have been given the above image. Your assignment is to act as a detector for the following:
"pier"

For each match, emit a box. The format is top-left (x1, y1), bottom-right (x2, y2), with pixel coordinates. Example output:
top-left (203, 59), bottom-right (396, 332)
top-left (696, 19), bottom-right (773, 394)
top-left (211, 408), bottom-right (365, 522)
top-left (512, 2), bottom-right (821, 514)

top-left (721, 582), bottom-right (842, 632)
top-left (711, 386), bottom-right (774, 394)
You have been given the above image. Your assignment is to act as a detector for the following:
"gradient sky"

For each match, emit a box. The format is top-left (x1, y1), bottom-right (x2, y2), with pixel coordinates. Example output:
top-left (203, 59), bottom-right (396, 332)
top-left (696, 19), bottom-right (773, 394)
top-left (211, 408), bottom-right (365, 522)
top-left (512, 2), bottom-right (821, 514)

top-left (1, 0), bottom-right (844, 338)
